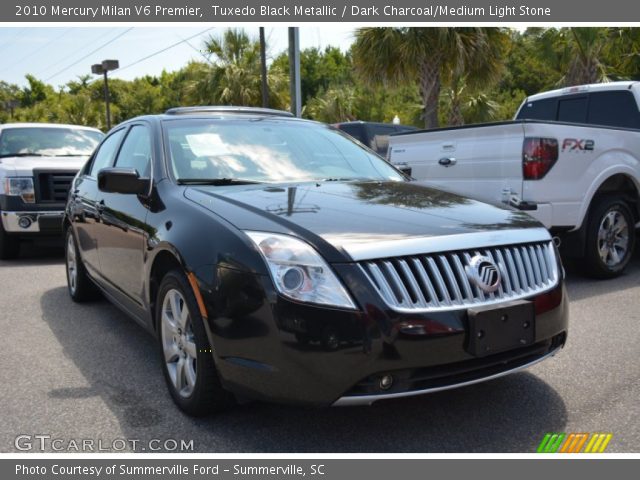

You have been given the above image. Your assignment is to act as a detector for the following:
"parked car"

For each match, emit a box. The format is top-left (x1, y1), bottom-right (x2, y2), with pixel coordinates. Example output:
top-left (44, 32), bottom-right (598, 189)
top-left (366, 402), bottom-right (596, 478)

top-left (64, 106), bottom-right (568, 415)
top-left (388, 82), bottom-right (640, 278)
top-left (0, 123), bottom-right (104, 259)
top-left (334, 120), bottom-right (417, 157)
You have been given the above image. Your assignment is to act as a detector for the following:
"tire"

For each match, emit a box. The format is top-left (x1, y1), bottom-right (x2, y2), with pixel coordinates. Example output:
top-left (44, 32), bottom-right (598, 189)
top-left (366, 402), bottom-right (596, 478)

top-left (65, 228), bottom-right (100, 302)
top-left (157, 270), bottom-right (234, 416)
top-left (584, 196), bottom-right (636, 279)
top-left (0, 221), bottom-right (20, 260)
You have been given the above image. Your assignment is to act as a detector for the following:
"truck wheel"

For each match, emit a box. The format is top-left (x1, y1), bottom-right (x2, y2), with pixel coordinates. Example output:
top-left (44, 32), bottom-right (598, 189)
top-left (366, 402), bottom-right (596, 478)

top-left (0, 222), bottom-right (20, 260)
top-left (584, 196), bottom-right (636, 278)
top-left (157, 270), bottom-right (235, 416)
top-left (65, 229), bottom-right (99, 302)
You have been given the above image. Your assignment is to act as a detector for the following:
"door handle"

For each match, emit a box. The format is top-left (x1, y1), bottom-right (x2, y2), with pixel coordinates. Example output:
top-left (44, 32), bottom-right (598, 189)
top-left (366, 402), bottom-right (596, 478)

top-left (438, 157), bottom-right (457, 167)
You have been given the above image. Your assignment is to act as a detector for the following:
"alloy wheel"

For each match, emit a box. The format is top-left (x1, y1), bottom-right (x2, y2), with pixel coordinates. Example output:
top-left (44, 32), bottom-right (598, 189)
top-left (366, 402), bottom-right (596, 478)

top-left (597, 210), bottom-right (629, 267)
top-left (66, 234), bottom-right (77, 294)
top-left (161, 289), bottom-right (198, 398)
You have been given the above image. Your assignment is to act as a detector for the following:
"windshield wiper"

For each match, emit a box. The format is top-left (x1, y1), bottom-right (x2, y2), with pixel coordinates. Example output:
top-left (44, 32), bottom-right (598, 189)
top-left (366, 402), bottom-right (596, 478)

top-left (53, 154), bottom-right (88, 157)
top-left (177, 178), bottom-right (263, 186)
top-left (0, 153), bottom-right (45, 158)
top-left (320, 177), bottom-right (365, 182)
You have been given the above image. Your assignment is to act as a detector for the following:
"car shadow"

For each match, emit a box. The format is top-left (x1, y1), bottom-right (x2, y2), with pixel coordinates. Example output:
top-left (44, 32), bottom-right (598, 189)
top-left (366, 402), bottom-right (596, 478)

top-left (0, 239), bottom-right (64, 267)
top-left (40, 286), bottom-right (567, 453)
top-left (563, 245), bottom-right (640, 302)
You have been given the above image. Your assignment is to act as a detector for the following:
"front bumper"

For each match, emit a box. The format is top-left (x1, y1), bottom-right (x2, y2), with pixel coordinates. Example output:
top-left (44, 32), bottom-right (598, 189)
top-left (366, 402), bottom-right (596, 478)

top-left (202, 264), bottom-right (569, 407)
top-left (1, 210), bottom-right (65, 234)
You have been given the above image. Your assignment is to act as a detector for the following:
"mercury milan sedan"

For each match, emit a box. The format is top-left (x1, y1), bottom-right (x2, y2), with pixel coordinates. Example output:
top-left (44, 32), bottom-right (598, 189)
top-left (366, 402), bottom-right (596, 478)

top-left (64, 107), bottom-right (568, 416)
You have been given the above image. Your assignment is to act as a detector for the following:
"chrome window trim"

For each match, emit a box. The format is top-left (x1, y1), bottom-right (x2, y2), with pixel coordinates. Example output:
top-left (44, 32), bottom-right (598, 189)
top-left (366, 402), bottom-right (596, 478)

top-left (340, 228), bottom-right (552, 261)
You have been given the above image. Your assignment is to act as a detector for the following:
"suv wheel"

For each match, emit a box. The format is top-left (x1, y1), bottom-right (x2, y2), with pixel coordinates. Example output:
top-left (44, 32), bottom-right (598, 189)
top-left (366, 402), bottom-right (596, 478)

top-left (65, 229), bottom-right (99, 301)
top-left (0, 222), bottom-right (20, 260)
top-left (157, 270), bottom-right (234, 416)
top-left (585, 196), bottom-right (636, 278)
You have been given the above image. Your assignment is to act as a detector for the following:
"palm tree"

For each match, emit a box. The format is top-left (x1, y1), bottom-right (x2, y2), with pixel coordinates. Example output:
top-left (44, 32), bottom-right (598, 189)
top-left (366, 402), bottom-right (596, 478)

top-left (190, 28), bottom-right (289, 109)
top-left (534, 28), bottom-right (622, 86)
top-left (352, 28), bottom-right (508, 128)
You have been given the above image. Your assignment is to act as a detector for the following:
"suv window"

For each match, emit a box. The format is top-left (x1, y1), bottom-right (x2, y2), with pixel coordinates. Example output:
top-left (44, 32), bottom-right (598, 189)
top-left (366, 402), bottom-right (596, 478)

top-left (557, 96), bottom-right (588, 123)
top-left (516, 97), bottom-right (557, 121)
top-left (588, 91), bottom-right (640, 129)
top-left (367, 125), bottom-right (397, 155)
top-left (89, 129), bottom-right (126, 177)
top-left (115, 125), bottom-right (152, 176)
top-left (337, 124), bottom-right (366, 144)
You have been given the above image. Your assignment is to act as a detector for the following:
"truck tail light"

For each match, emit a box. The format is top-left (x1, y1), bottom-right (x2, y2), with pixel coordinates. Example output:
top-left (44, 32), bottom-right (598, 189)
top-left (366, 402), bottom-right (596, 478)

top-left (522, 137), bottom-right (558, 180)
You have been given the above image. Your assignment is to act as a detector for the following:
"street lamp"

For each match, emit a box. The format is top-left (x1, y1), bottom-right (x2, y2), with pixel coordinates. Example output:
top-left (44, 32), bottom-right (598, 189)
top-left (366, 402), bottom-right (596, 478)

top-left (91, 59), bottom-right (119, 129)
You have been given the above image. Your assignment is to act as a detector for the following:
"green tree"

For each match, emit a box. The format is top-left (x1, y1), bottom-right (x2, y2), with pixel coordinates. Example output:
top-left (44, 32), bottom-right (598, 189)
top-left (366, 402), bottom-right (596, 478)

top-left (352, 27), bottom-right (509, 128)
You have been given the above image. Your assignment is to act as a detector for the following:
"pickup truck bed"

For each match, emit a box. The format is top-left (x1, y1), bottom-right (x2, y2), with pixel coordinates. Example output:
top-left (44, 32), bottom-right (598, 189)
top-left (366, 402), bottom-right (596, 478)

top-left (389, 81), bottom-right (640, 278)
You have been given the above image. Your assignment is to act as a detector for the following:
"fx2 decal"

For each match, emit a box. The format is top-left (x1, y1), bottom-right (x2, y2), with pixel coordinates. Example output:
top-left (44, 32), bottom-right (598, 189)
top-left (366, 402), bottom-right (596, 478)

top-left (562, 138), bottom-right (595, 152)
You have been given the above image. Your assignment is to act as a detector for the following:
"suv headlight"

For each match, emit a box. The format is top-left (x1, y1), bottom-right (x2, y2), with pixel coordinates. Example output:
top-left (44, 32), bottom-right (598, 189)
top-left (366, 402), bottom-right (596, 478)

top-left (3, 177), bottom-right (35, 203)
top-left (245, 231), bottom-right (357, 309)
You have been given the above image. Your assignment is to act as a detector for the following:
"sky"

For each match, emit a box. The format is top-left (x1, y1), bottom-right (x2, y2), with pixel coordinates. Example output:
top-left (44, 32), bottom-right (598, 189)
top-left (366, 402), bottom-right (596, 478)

top-left (0, 27), bottom-right (356, 87)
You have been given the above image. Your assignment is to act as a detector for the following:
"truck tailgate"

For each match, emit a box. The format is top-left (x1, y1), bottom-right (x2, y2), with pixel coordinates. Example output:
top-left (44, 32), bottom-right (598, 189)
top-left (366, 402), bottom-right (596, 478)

top-left (389, 122), bottom-right (526, 207)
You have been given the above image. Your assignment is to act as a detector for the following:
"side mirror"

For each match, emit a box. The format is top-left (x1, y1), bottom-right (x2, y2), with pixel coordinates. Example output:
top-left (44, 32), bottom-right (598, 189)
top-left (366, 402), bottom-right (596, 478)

top-left (97, 167), bottom-right (150, 195)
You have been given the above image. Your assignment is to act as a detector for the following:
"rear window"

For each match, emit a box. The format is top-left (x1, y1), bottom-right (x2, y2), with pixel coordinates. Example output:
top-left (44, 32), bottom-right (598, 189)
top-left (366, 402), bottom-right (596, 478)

top-left (516, 97), bottom-right (557, 121)
top-left (557, 96), bottom-right (588, 123)
top-left (588, 91), bottom-right (640, 129)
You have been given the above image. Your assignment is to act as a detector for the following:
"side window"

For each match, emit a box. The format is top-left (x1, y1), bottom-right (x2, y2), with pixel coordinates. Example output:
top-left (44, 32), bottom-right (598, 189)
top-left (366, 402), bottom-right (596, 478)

top-left (588, 91), bottom-right (640, 129)
top-left (89, 129), bottom-right (126, 177)
top-left (516, 97), bottom-right (557, 121)
top-left (114, 125), bottom-right (152, 176)
top-left (557, 96), bottom-right (588, 123)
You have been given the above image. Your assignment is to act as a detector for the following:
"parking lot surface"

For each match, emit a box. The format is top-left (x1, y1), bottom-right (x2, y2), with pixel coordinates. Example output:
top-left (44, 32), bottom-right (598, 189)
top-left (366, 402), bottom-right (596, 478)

top-left (1, 242), bottom-right (639, 452)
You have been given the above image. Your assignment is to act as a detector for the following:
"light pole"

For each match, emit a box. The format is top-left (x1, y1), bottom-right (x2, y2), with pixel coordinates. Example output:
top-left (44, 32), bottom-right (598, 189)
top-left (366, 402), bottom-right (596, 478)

top-left (91, 59), bottom-right (119, 129)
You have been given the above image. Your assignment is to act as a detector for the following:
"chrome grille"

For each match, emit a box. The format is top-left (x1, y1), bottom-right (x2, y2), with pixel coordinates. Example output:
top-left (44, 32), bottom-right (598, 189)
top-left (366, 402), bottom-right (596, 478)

top-left (359, 241), bottom-right (559, 312)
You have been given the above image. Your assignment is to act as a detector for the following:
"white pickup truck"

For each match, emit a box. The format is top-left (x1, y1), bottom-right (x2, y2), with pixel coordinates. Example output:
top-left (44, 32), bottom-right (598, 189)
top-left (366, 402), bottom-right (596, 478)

top-left (0, 123), bottom-right (103, 259)
top-left (388, 81), bottom-right (640, 278)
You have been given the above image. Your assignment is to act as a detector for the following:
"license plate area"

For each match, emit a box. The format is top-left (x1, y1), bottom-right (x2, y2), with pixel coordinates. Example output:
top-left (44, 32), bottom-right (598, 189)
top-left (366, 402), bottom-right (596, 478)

top-left (467, 300), bottom-right (535, 357)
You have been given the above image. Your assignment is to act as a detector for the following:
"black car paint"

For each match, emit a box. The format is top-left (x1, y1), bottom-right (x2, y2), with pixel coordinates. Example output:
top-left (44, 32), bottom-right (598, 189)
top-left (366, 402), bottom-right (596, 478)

top-left (65, 113), bottom-right (568, 406)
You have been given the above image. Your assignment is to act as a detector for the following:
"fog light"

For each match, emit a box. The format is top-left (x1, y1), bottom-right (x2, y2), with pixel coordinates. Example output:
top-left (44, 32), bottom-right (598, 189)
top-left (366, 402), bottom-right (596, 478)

top-left (380, 375), bottom-right (394, 390)
top-left (18, 216), bottom-right (32, 229)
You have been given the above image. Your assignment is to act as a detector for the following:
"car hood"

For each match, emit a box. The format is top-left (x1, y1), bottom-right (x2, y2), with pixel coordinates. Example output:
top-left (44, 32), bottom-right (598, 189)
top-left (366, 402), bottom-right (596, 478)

top-left (184, 181), bottom-right (545, 262)
top-left (0, 155), bottom-right (88, 176)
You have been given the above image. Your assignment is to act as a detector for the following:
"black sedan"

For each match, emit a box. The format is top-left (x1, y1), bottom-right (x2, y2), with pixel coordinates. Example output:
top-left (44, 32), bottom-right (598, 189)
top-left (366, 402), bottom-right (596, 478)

top-left (64, 107), bottom-right (568, 416)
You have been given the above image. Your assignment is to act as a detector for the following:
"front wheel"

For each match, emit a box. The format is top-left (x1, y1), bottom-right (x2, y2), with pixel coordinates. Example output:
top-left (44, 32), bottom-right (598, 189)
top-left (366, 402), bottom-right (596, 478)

top-left (65, 228), bottom-right (99, 301)
top-left (584, 196), bottom-right (636, 278)
top-left (157, 270), bottom-right (234, 416)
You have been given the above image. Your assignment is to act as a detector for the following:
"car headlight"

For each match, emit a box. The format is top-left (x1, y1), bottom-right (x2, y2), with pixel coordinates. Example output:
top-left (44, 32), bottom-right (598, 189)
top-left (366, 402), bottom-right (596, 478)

top-left (3, 177), bottom-right (35, 203)
top-left (245, 231), bottom-right (357, 309)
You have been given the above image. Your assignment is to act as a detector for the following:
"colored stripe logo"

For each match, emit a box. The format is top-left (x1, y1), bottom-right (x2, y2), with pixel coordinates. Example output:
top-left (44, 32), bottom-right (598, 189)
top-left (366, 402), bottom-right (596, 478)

top-left (537, 433), bottom-right (612, 453)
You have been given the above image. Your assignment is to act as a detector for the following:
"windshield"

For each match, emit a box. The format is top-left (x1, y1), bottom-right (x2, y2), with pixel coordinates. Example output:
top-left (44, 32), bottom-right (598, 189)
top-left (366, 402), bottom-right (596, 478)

top-left (0, 127), bottom-right (103, 157)
top-left (163, 118), bottom-right (405, 184)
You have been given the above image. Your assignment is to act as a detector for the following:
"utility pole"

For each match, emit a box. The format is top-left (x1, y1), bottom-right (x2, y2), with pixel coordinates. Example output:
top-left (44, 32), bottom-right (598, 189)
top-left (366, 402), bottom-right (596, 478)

top-left (259, 27), bottom-right (269, 108)
top-left (288, 27), bottom-right (301, 117)
top-left (91, 59), bottom-right (119, 130)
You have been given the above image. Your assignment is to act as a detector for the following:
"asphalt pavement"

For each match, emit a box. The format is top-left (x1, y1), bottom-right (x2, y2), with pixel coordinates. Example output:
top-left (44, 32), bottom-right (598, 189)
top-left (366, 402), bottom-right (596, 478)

top-left (1, 240), bottom-right (638, 453)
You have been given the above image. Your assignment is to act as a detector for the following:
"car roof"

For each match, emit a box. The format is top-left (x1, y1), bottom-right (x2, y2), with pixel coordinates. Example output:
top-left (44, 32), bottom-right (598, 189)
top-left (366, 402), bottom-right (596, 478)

top-left (0, 122), bottom-right (103, 132)
top-left (117, 106), bottom-right (320, 129)
top-left (527, 81), bottom-right (639, 102)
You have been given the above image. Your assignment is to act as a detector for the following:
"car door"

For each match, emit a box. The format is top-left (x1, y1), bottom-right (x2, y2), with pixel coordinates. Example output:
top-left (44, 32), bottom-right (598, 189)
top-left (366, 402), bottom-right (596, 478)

top-left (71, 128), bottom-right (126, 274)
top-left (94, 124), bottom-right (152, 305)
